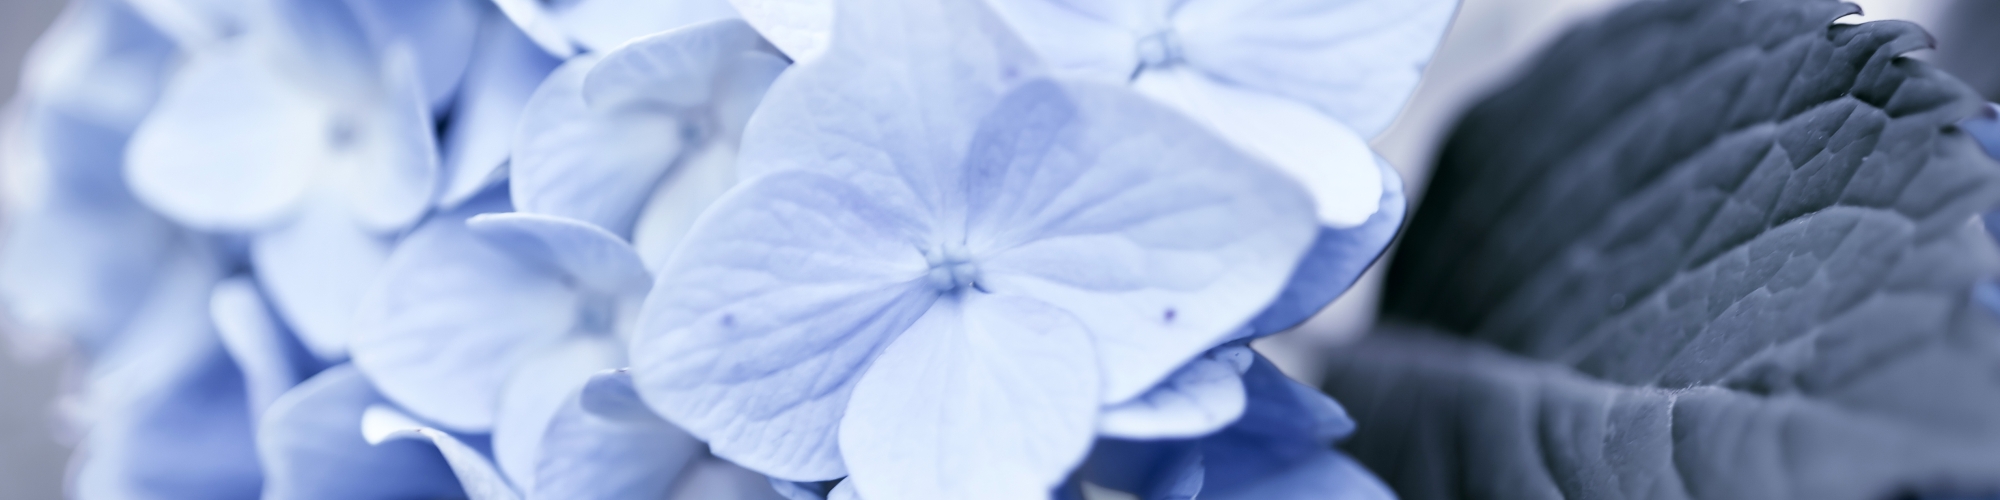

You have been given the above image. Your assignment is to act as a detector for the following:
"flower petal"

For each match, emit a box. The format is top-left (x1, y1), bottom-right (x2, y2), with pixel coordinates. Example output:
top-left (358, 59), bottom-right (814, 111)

top-left (727, 0), bottom-right (831, 62)
top-left (1175, 0), bottom-right (1459, 138)
top-left (733, 0), bottom-right (1041, 211)
top-left (72, 240), bottom-right (261, 499)
top-left (123, 42), bottom-right (319, 231)
top-left (488, 0), bottom-right (578, 57)
top-left (839, 294), bottom-right (1099, 500)
top-left (0, 172), bottom-right (179, 350)
top-left (580, 19), bottom-right (781, 112)
top-left (1132, 66), bottom-right (1381, 227)
top-left (251, 194), bottom-right (394, 361)
top-left (553, 0), bottom-right (738, 53)
top-left (440, 13), bottom-right (560, 208)
top-left (352, 192), bottom-right (578, 431)
top-left (210, 276), bottom-right (316, 418)
top-left (1198, 355), bottom-right (1354, 492)
top-left (1097, 344), bottom-right (1252, 439)
top-left (1200, 451), bottom-right (1392, 500)
top-left (363, 405), bottom-right (522, 500)
top-left (633, 170), bottom-right (935, 481)
top-left (467, 212), bottom-right (652, 297)
top-left (979, 0), bottom-right (1144, 80)
top-left (258, 365), bottom-right (466, 500)
top-left (1081, 439), bottom-right (1205, 500)
top-left (967, 81), bottom-right (1319, 404)
top-left (1245, 158), bottom-right (1406, 336)
top-left (534, 369), bottom-right (708, 499)
top-left (510, 54), bottom-right (685, 236)
top-left (339, 0), bottom-right (482, 110)
top-left (337, 44), bottom-right (442, 232)
top-left (666, 458), bottom-right (796, 500)
top-left (491, 335), bottom-right (621, 494)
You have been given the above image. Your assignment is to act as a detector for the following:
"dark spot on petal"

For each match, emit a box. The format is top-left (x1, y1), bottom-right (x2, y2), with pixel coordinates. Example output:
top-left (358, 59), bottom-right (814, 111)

top-left (721, 314), bottom-right (735, 328)
top-left (1163, 308), bottom-right (1176, 322)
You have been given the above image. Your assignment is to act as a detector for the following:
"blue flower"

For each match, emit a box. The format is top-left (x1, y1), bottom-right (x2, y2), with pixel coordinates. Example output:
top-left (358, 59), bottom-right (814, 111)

top-left (0, 0), bottom-right (181, 354)
top-left (351, 18), bottom-right (791, 497)
top-left (628, 0), bottom-right (1321, 497)
top-left (489, 0), bottom-right (739, 57)
top-left (120, 0), bottom-right (482, 361)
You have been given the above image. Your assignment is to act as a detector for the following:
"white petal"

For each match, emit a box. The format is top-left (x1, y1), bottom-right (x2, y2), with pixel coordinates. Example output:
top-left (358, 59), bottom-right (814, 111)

top-left (251, 194), bottom-right (393, 361)
top-left (1175, 0), bottom-right (1459, 138)
top-left (632, 170), bottom-right (935, 481)
top-left (124, 42), bottom-right (318, 231)
top-left (535, 369), bottom-right (709, 500)
top-left (967, 82), bottom-right (1319, 403)
top-left (351, 196), bottom-right (578, 432)
top-left (510, 54), bottom-right (685, 236)
top-left (1133, 67), bottom-right (1380, 227)
top-left (467, 213), bottom-right (652, 297)
top-left (840, 294), bottom-right (1098, 500)
top-left (494, 335), bottom-right (621, 495)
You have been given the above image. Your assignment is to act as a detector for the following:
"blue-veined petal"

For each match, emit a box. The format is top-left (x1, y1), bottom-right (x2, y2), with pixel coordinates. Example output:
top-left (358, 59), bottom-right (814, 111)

top-left (211, 276), bottom-right (315, 417)
top-left (1175, 0), bottom-right (1458, 138)
top-left (1131, 66), bottom-right (1381, 227)
top-left (492, 335), bottom-right (621, 495)
top-left (468, 213), bottom-right (651, 296)
top-left (839, 294), bottom-right (1098, 500)
top-left (363, 405), bottom-right (521, 500)
top-left (440, 12), bottom-right (559, 208)
top-left (1097, 344), bottom-right (1253, 439)
top-left (510, 54), bottom-right (684, 236)
top-left (533, 369), bottom-right (706, 500)
top-left (553, 0), bottom-right (737, 53)
top-left (633, 170), bottom-right (935, 481)
top-left (733, 0), bottom-right (1041, 211)
top-left (351, 192), bottom-right (576, 432)
top-left (1246, 158), bottom-right (1406, 336)
top-left (727, 0), bottom-right (830, 62)
top-left (966, 81), bottom-right (1318, 404)
top-left (258, 365), bottom-right (466, 500)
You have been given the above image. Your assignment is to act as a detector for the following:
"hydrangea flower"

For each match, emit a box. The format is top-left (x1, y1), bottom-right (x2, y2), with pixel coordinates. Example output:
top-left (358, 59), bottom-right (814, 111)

top-left (628, 0), bottom-right (1321, 497)
top-left (488, 0), bottom-right (737, 57)
top-left (121, 0), bottom-right (480, 361)
top-left (0, 0), bottom-right (181, 355)
top-left (349, 18), bottom-right (791, 498)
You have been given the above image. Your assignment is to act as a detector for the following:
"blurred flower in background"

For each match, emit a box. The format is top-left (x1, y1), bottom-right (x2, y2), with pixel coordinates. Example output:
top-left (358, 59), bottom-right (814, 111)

top-left (0, 0), bottom-right (1991, 499)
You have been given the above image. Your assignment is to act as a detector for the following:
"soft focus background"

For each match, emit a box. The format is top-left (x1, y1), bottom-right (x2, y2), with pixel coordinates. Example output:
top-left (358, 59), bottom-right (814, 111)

top-left (0, 0), bottom-right (1975, 497)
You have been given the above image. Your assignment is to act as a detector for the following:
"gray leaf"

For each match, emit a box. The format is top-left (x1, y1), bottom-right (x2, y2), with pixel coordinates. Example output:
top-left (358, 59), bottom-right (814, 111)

top-left (1324, 0), bottom-right (2000, 499)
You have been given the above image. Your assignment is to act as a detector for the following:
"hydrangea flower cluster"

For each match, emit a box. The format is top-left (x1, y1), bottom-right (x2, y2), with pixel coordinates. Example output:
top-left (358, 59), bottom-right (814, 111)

top-left (0, 0), bottom-right (1455, 498)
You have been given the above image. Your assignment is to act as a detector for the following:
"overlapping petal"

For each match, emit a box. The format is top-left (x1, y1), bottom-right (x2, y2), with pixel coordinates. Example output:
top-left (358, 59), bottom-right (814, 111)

top-left (966, 81), bottom-right (1318, 403)
top-left (351, 191), bottom-right (576, 431)
top-left (1246, 159), bottom-right (1405, 336)
top-left (258, 365), bottom-right (466, 500)
top-left (1097, 344), bottom-right (1253, 439)
top-left (211, 276), bottom-right (315, 416)
top-left (362, 405), bottom-right (520, 500)
top-left (635, 170), bottom-right (935, 480)
top-left (534, 370), bottom-right (707, 499)
top-left (512, 20), bottom-right (784, 239)
top-left (439, 13), bottom-right (559, 207)
top-left (250, 194), bottom-right (393, 361)
top-left (467, 212), bottom-right (651, 296)
top-left (840, 294), bottom-right (1099, 499)
top-left (491, 335), bottom-right (621, 495)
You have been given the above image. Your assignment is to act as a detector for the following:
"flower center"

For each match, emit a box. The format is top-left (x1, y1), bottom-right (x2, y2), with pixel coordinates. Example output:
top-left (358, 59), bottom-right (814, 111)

top-left (923, 243), bottom-right (982, 293)
top-left (1135, 30), bottom-right (1184, 70)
